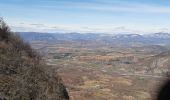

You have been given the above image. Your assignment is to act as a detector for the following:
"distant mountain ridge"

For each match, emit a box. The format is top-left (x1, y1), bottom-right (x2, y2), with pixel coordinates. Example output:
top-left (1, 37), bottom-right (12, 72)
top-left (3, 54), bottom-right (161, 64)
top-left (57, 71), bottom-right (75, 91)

top-left (18, 32), bottom-right (170, 46)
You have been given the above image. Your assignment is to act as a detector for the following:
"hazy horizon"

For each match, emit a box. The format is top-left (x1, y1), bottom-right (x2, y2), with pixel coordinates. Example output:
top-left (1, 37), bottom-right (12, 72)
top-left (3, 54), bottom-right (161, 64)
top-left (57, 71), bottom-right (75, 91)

top-left (1, 0), bottom-right (170, 34)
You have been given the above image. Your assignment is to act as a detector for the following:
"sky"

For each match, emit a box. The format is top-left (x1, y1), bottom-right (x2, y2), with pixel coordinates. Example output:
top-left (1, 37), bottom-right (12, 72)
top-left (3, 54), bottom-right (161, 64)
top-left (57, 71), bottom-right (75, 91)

top-left (1, 0), bottom-right (170, 34)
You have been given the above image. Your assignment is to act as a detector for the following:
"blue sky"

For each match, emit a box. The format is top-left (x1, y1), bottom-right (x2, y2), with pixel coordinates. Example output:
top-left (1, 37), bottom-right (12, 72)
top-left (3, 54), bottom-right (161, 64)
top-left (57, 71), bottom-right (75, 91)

top-left (1, 0), bottom-right (170, 34)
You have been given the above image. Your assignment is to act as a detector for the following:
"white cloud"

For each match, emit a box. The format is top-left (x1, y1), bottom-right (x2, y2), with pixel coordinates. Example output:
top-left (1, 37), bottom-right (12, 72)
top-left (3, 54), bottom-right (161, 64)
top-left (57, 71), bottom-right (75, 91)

top-left (81, 3), bottom-right (170, 14)
top-left (36, 1), bottom-right (170, 14)
top-left (8, 22), bottom-right (170, 34)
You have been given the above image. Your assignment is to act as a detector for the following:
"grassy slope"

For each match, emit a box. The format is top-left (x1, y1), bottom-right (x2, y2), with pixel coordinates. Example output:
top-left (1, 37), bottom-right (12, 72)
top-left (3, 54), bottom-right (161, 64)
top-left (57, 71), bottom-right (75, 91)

top-left (0, 19), bottom-right (69, 100)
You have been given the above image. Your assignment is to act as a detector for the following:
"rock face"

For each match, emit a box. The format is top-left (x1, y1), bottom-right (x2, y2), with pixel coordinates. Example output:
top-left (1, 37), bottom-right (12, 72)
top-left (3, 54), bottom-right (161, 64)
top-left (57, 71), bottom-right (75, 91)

top-left (0, 19), bottom-right (69, 100)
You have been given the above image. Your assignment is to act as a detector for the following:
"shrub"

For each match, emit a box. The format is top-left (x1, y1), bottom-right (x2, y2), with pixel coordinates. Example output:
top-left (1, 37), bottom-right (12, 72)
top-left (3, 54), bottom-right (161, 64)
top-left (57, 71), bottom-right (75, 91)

top-left (0, 18), bottom-right (69, 100)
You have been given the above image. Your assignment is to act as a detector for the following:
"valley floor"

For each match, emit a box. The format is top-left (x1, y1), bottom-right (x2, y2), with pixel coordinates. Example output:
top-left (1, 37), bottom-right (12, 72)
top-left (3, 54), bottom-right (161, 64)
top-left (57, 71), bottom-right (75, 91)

top-left (55, 62), bottom-right (165, 100)
top-left (34, 41), bottom-right (169, 100)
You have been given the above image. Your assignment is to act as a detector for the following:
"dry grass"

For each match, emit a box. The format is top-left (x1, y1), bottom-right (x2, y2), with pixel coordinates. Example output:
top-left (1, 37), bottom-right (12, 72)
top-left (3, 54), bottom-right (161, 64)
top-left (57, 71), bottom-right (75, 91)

top-left (0, 18), bottom-right (69, 100)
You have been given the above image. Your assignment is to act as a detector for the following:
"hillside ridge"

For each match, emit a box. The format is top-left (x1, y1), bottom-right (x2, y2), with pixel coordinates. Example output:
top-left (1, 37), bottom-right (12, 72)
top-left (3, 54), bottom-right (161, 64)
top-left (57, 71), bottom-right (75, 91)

top-left (0, 19), bottom-right (69, 100)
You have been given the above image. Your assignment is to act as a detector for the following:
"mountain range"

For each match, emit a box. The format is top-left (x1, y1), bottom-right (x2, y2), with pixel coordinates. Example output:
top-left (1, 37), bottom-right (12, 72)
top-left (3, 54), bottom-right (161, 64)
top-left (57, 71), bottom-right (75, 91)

top-left (17, 32), bottom-right (170, 46)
